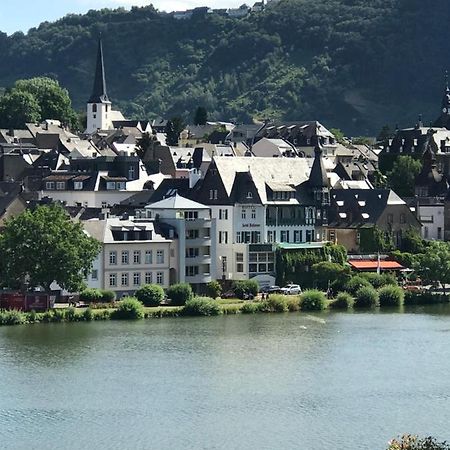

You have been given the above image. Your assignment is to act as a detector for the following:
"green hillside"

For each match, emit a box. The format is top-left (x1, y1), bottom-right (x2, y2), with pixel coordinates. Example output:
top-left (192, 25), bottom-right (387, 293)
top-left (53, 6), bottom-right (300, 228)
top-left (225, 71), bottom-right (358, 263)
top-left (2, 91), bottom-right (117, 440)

top-left (0, 0), bottom-right (449, 134)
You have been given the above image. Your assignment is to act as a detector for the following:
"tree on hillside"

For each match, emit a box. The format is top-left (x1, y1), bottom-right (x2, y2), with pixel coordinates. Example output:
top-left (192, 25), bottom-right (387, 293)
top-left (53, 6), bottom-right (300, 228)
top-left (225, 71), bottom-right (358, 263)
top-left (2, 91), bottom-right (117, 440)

top-left (386, 156), bottom-right (421, 197)
top-left (0, 204), bottom-right (101, 292)
top-left (0, 77), bottom-right (79, 130)
top-left (193, 106), bottom-right (208, 125)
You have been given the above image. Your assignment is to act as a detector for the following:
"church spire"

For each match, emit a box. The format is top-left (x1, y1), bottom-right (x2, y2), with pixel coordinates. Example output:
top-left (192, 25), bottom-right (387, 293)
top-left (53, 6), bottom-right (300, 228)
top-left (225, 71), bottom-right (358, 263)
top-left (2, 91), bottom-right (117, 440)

top-left (441, 70), bottom-right (450, 114)
top-left (88, 38), bottom-right (109, 104)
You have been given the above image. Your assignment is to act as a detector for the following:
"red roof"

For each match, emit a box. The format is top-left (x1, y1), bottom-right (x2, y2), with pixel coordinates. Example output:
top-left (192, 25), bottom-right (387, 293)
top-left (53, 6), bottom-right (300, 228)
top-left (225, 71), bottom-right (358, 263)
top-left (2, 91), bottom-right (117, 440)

top-left (349, 260), bottom-right (404, 271)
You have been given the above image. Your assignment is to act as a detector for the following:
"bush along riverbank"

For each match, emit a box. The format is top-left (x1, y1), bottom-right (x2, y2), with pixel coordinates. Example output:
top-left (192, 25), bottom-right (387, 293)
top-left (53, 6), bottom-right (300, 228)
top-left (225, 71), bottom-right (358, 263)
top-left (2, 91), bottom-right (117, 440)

top-left (1, 284), bottom-right (450, 327)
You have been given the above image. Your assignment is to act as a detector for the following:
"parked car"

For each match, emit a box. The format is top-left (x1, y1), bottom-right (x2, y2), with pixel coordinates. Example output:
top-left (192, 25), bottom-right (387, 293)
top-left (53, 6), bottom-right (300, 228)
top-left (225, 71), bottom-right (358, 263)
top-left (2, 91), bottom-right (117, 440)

top-left (221, 290), bottom-right (236, 299)
top-left (280, 284), bottom-right (302, 295)
top-left (261, 285), bottom-right (282, 294)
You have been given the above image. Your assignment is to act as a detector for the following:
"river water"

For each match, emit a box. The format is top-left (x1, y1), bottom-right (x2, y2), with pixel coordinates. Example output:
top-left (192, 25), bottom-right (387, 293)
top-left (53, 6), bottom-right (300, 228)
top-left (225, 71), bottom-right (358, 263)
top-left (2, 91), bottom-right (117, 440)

top-left (1, 306), bottom-right (450, 450)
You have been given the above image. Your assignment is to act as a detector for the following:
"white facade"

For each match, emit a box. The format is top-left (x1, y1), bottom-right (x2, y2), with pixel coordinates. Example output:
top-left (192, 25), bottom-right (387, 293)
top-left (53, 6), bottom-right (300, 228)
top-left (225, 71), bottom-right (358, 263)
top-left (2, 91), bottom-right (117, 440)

top-left (416, 202), bottom-right (445, 241)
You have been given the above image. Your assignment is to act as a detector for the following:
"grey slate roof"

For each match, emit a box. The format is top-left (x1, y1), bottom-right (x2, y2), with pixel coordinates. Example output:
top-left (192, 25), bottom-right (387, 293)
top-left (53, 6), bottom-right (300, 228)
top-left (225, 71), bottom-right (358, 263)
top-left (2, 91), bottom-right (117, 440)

top-left (88, 39), bottom-right (110, 104)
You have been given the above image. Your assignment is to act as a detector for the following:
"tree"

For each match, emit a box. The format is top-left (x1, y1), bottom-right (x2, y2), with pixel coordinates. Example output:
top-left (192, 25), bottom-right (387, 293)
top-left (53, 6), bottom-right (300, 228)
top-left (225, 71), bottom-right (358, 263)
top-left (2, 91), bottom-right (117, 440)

top-left (193, 106), bottom-right (208, 125)
top-left (135, 284), bottom-right (165, 306)
top-left (386, 156), bottom-right (421, 197)
top-left (165, 116), bottom-right (185, 146)
top-left (330, 128), bottom-right (346, 145)
top-left (417, 241), bottom-right (450, 289)
top-left (0, 77), bottom-right (79, 130)
top-left (311, 261), bottom-right (350, 290)
top-left (0, 204), bottom-right (101, 292)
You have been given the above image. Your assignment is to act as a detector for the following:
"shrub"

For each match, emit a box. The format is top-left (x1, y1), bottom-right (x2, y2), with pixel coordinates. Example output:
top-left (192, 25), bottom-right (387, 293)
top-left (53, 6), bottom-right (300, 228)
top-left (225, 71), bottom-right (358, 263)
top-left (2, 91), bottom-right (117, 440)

top-left (52, 309), bottom-right (66, 322)
top-left (135, 284), bottom-right (165, 306)
top-left (233, 280), bottom-right (259, 299)
top-left (111, 297), bottom-right (144, 320)
top-left (0, 310), bottom-right (25, 326)
top-left (221, 304), bottom-right (241, 315)
top-left (41, 310), bottom-right (54, 323)
top-left (79, 288), bottom-right (103, 303)
top-left (387, 435), bottom-right (450, 450)
top-left (183, 297), bottom-right (221, 316)
top-left (100, 290), bottom-right (116, 302)
top-left (378, 285), bottom-right (404, 307)
top-left (361, 272), bottom-right (398, 288)
top-left (261, 295), bottom-right (288, 313)
top-left (65, 307), bottom-right (77, 322)
top-left (82, 308), bottom-right (94, 321)
top-left (312, 261), bottom-right (351, 290)
top-left (286, 296), bottom-right (301, 311)
top-left (354, 286), bottom-right (379, 308)
top-left (345, 276), bottom-right (371, 295)
top-left (94, 309), bottom-right (112, 320)
top-left (300, 290), bottom-right (327, 311)
top-left (167, 283), bottom-right (193, 306)
top-left (404, 291), bottom-right (450, 305)
top-left (330, 292), bottom-right (354, 309)
top-left (241, 302), bottom-right (263, 314)
top-left (25, 310), bottom-right (40, 324)
top-left (205, 280), bottom-right (222, 299)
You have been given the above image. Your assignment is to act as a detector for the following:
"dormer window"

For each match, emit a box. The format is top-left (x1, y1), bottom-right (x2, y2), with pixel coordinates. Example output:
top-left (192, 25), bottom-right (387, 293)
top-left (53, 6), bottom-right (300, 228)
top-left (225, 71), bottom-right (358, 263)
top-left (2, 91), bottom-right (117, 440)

top-left (246, 192), bottom-right (253, 199)
top-left (74, 181), bottom-right (83, 190)
top-left (45, 181), bottom-right (55, 190)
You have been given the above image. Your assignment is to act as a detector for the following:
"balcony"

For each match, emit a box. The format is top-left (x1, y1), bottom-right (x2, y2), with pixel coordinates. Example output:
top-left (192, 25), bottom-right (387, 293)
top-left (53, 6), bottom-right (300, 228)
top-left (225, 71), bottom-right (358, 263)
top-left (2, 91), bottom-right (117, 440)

top-left (185, 238), bottom-right (211, 246)
top-left (185, 273), bottom-right (212, 284)
top-left (266, 218), bottom-right (308, 226)
top-left (185, 255), bottom-right (212, 264)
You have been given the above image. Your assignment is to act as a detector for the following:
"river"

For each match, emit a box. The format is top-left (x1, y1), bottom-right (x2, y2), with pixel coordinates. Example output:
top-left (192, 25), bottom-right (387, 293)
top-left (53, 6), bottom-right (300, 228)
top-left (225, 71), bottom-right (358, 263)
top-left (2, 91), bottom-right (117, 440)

top-left (1, 306), bottom-right (450, 449)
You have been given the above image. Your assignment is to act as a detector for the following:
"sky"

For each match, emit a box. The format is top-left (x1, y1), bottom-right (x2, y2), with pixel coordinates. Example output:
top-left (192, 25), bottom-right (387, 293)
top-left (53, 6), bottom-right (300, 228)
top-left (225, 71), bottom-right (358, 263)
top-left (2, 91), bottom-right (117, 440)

top-left (0, 0), bottom-right (244, 35)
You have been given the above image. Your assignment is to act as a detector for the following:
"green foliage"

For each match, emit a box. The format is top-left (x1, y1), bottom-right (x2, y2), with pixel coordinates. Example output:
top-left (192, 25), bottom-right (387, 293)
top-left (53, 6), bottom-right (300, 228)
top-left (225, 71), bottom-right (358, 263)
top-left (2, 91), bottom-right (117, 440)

top-left (260, 295), bottom-right (289, 313)
top-left (276, 244), bottom-right (347, 287)
top-left (312, 261), bottom-right (351, 290)
top-left (135, 284), bottom-right (165, 306)
top-left (344, 276), bottom-right (371, 295)
top-left (354, 286), bottom-right (379, 308)
top-left (360, 272), bottom-right (398, 289)
top-left (359, 227), bottom-right (394, 253)
top-left (111, 297), bottom-right (144, 320)
top-left (300, 290), bottom-right (327, 311)
top-left (286, 296), bottom-right (301, 312)
top-left (329, 292), bottom-right (354, 309)
top-left (101, 290), bottom-right (116, 302)
top-left (167, 283), bottom-right (193, 306)
top-left (241, 302), bottom-right (263, 314)
top-left (0, 77), bottom-right (79, 129)
top-left (400, 229), bottom-right (427, 254)
top-left (0, 309), bottom-right (25, 326)
top-left (387, 435), bottom-right (450, 450)
top-left (205, 280), bottom-right (222, 299)
top-left (0, 204), bottom-right (101, 292)
top-left (404, 291), bottom-right (450, 306)
top-left (182, 297), bottom-right (221, 316)
top-left (193, 106), bottom-right (208, 125)
top-left (233, 280), bottom-right (259, 299)
top-left (79, 288), bottom-right (103, 303)
top-left (390, 250), bottom-right (417, 269)
top-left (82, 308), bottom-right (94, 321)
top-left (165, 116), bottom-right (185, 146)
top-left (386, 156), bottom-right (422, 197)
top-left (330, 128), bottom-right (346, 144)
top-left (417, 241), bottom-right (450, 286)
top-left (65, 307), bottom-right (77, 322)
top-left (378, 285), bottom-right (404, 307)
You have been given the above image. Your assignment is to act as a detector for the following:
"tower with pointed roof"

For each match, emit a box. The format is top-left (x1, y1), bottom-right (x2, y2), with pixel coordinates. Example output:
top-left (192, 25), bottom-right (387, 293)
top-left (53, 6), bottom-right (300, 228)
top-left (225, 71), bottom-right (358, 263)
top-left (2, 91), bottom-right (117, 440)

top-left (86, 39), bottom-right (112, 133)
top-left (434, 71), bottom-right (450, 129)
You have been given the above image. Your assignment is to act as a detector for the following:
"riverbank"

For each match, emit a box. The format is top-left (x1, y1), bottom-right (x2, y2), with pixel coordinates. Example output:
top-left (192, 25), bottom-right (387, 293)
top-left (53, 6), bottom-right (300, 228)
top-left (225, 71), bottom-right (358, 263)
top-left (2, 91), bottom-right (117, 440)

top-left (0, 290), bottom-right (449, 327)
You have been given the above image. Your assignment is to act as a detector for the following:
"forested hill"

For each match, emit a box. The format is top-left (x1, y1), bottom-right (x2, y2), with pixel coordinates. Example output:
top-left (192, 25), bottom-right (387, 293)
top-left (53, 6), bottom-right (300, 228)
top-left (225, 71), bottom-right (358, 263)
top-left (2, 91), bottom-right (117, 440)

top-left (0, 0), bottom-right (449, 135)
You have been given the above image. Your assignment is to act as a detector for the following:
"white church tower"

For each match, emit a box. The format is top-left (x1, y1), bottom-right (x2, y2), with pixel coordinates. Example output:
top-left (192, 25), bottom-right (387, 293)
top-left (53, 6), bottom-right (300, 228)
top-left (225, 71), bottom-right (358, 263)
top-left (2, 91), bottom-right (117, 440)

top-left (86, 39), bottom-right (112, 133)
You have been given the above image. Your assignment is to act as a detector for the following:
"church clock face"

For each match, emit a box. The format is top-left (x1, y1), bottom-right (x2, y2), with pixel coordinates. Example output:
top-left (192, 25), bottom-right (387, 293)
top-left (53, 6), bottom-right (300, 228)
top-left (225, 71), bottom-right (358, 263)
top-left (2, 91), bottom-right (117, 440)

top-left (443, 107), bottom-right (448, 113)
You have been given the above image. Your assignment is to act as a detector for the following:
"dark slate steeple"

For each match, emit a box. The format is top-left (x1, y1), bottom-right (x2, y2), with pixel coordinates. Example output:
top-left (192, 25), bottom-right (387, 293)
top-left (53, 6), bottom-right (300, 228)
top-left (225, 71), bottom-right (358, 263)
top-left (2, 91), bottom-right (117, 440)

top-left (88, 38), bottom-right (110, 104)
top-left (434, 71), bottom-right (450, 128)
top-left (309, 145), bottom-right (329, 188)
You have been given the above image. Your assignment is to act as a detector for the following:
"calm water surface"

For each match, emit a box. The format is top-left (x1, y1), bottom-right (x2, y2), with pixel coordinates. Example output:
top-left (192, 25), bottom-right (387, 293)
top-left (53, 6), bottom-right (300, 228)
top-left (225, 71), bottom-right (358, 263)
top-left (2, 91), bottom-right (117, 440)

top-left (1, 306), bottom-right (450, 450)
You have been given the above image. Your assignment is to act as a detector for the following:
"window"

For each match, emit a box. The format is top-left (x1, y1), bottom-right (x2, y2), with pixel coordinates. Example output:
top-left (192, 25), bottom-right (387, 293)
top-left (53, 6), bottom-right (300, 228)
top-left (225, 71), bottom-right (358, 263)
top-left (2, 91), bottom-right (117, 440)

top-left (107, 182), bottom-right (116, 190)
top-left (186, 248), bottom-right (199, 258)
top-left (236, 253), bottom-right (244, 262)
top-left (128, 165), bottom-right (136, 180)
top-left (109, 251), bottom-right (117, 265)
top-left (185, 211), bottom-right (199, 220)
top-left (156, 250), bottom-right (164, 264)
top-left (280, 230), bottom-right (290, 243)
top-left (74, 181), bottom-right (83, 190)
top-left (133, 250), bottom-right (141, 264)
top-left (109, 273), bottom-right (117, 287)
top-left (45, 181), bottom-right (55, 190)
top-left (387, 214), bottom-right (394, 224)
top-left (219, 231), bottom-right (228, 244)
top-left (236, 263), bottom-right (244, 273)
top-left (156, 272), bottom-right (164, 284)
top-left (438, 227), bottom-right (442, 240)
top-left (91, 269), bottom-right (98, 280)
top-left (121, 251), bottom-right (129, 265)
top-left (251, 209), bottom-right (256, 219)
top-left (267, 231), bottom-right (275, 243)
top-left (145, 250), bottom-right (153, 264)
top-left (185, 266), bottom-right (199, 277)
top-left (219, 209), bottom-right (228, 220)
top-left (121, 273), bottom-right (129, 286)
top-left (294, 230), bottom-right (302, 243)
top-left (145, 272), bottom-right (153, 284)
top-left (133, 272), bottom-right (141, 286)
top-left (92, 104), bottom-right (97, 113)
top-left (328, 230), bottom-right (335, 242)
top-left (246, 192), bottom-right (253, 199)
top-left (400, 213), bottom-right (406, 224)
top-left (241, 208), bottom-right (247, 219)
top-left (209, 189), bottom-right (218, 200)
top-left (56, 181), bottom-right (65, 190)
top-left (424, 226), bottom-right (429, 239)
top-left (186, 229), bottom-right (199, 239)
top-left (101, 201), bottom-right (107, 208)
top-left (117, 182), bottom-right (126, 190)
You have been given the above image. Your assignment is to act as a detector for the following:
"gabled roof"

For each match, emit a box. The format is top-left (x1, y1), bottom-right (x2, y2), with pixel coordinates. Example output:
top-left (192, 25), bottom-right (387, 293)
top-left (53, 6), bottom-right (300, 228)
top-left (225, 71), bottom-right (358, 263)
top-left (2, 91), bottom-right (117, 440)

top-left (145, 193), bottom-right (208, 210)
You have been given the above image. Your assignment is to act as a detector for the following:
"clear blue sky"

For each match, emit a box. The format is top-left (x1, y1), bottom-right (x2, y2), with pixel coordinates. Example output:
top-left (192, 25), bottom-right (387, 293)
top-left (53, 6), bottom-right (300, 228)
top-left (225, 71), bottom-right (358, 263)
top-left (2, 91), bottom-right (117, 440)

top-left (0, 0), bottom-right (245, 35)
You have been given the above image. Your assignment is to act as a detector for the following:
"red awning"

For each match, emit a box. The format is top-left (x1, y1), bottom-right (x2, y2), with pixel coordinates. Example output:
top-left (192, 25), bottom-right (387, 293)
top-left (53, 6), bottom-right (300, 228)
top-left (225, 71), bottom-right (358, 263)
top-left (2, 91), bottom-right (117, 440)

top-left (348, 260), bottom-right (404, 271)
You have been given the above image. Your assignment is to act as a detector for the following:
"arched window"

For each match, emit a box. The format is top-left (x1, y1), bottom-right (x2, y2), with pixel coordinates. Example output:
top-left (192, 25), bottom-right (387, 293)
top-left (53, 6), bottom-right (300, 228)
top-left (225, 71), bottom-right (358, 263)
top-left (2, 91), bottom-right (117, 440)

top-left (92, 104), bottom-right (97, 113)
